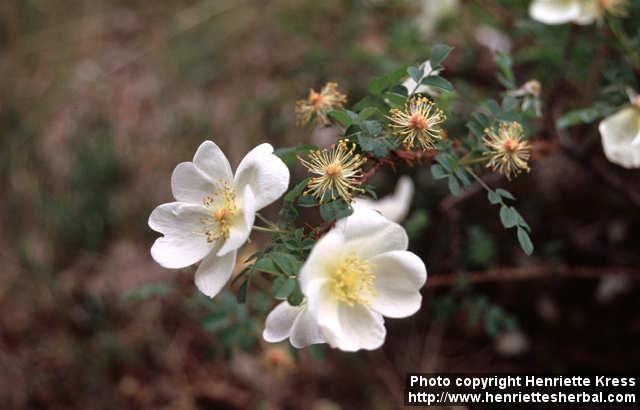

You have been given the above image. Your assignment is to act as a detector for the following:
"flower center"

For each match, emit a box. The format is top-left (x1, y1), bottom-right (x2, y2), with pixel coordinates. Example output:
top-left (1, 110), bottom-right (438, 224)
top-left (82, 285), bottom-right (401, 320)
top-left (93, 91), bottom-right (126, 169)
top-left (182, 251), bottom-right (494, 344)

top-left (325, 162), bottom-right (343, 177)
top-left (502, 137), bottom-right (518, 152)
top-left (310, 90), bottom-right (324, 107)
top-left (202, 181), bottom-right (237, 242)
top-left (409, 113), bottom-right (429, 130)
top-left (329, 252), bottom-right (375, 306)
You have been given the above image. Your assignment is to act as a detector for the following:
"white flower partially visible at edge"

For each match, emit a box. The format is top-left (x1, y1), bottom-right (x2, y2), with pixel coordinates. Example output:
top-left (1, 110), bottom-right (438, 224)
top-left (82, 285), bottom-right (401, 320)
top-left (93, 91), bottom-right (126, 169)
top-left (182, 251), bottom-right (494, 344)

top-left (299, 209), bottom-right (427, 351)
top-left (263, 301), bottom-right (325, 348)
top-left (148, 141), bottom-right (290, 297)
top-left (598, 90), bottom-right (640, 169)
top-left (528, 0), bottom-right (624, 25)
top-left (352, 176), bottom-right (415, 223)
top-left (402, 60), bottom-right (440, 97)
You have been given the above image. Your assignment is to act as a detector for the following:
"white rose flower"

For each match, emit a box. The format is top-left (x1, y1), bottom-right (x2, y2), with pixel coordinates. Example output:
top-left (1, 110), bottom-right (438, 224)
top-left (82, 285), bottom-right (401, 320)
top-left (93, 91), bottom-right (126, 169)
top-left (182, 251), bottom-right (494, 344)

top-left (529, 0), bottom-right (626, 25)
top-left (299, 209), bottom-right (427, 351)
top-left (148, 141), bottom-right (290, 297)
top-left (352, 176), bottom-right (415, 223)
top-left (262, 301), bottom-right (325, 348)
top-left (402, 60), bottom-right (440, 96)
top-left (598, 91), bottom-right (640, 169)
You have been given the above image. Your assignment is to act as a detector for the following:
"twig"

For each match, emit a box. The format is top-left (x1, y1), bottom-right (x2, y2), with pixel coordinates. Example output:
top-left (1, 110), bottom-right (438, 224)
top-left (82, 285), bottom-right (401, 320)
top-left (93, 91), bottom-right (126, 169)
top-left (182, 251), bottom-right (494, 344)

top-left (428, 265), bottom-right (640, 289)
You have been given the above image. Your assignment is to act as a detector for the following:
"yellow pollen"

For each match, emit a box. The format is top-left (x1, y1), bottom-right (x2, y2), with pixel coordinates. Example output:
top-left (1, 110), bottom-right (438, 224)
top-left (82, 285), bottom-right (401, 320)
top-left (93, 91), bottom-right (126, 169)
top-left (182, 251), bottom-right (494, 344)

top-left (201, 181), bottom-right (237, 242)
top-left (325, 162), bottom-right (342, 176)
top-left (409, 114), bottom-right (429, 130)
top-left (310, 90), bottom-right (324, 106)
top-left (329, 252), bottom-right (375, 306)
top-left (502, 138), bottom-right (517, 152)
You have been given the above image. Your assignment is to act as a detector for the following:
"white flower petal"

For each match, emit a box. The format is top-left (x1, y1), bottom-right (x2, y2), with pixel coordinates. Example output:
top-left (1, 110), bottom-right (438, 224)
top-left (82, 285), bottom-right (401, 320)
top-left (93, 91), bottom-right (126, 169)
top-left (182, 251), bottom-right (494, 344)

top-left (233, 143), bottom-right (290, 211)
top-left (217, 185), bottom-right (256, 256)
top-left (599, 107), bottom-right (640, 169)
top-left (299, 230), bottom-right (345, 296)
top-left (148, 202), bottom-right (212, 268)
top-left (529, 0), bottom-right (582, 25)
top-left (171, 162), bottom-right (216, 204)
top-left (318, 299), bottom-right (386, 352)
top-left (336, 208), bottom-right (408, 259)
top-left (402, 61), bottom-right (439, 95)
top-left (574, 0), bottom-right (600, 25)
top-left (263, 301), bottom-right (301, 343)
top-left (352, 176), bottom-right (414, 223)
top-left (193, 140), bottom-right (233, 182)
top-left (290, 304), bottom-right (325, 348)
top-left (194, 244), bottom-right (237, 298)
top-left (369, 251), bottom-right (427, 318)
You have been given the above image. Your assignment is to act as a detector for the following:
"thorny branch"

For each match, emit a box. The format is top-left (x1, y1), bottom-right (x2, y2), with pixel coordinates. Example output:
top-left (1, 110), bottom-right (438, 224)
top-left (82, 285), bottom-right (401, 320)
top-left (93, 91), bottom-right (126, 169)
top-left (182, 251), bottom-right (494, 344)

top-left (427, 265), bottom-right (640, 289)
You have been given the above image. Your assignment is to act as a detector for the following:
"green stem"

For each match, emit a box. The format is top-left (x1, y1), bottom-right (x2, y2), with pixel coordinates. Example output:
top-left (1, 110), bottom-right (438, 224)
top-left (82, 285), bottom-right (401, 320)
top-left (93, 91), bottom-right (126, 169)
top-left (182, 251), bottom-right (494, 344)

top-left (252, 225), bottom-right (282, 234)
top-left (465, 167), bottom-right (493, 192)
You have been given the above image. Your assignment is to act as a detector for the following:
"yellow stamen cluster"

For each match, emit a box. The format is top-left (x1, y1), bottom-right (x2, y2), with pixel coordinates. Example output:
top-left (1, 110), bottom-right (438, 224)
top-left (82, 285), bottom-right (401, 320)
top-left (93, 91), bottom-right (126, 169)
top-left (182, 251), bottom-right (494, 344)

top-left (299, 140), bottom-right (366, 203)
top-left (387, 95), bottom-right (446, 150)
top-left (201, 180), bottom-right (237, 242)
top-left (295, 82), bottom-right (347, 126)
top-left (483, 122), bottom-right (531, 180)
top-left (329, 252), bottom-right (375, 306)
top-left (598, 0), bottom-right (628, 17)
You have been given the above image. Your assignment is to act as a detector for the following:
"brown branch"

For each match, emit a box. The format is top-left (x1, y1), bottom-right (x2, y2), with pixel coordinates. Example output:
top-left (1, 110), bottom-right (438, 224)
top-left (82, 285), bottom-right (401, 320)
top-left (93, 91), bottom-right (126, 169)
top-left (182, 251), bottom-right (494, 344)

top-left (427, 265), bottom-right (640, 289)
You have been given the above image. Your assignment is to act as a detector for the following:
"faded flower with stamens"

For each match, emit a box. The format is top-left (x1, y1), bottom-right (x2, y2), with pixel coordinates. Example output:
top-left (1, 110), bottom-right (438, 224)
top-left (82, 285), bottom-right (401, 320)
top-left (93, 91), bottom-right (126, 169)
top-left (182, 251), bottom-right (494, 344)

top-left (483, 122), bottom-right (531, 180)
top-left (388, 95), bottom-right (446, 150)
top-left (295, 82), bottom-right (347, 126)
top-left (148, 141), bottom-right (290, 298)
top-left (299, 208), bottom-right (427, 351)
top-left (299, 140), bottom-right (366, 203)
top-left (529, 0), bottom-right (628, 25)
top-left (598, 89), bottom-right (640, 169)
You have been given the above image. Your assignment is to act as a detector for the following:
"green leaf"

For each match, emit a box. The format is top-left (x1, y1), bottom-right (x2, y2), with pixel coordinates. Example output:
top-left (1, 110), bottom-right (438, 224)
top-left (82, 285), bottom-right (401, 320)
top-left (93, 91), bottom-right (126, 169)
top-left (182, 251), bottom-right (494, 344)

top-left (487, 191), bottom-right (500, 204)
top-left (499, 205), bottom-right (518, 228)
top-left (272, 276), bottom-right (296, 300)
top-left (253, 257), bottom-right (280, 275)
top-left (407, 66), bottom-right (422, 82)
top-left (420, 76), bottom-right (454, 92)
top-left (328, 109), bottom-right (353, 127)
top-left (555, 106), bottom-right (609, 129)
top-left (430, 44), bottom-right (454, 68)
top-left (383, 91), bottom-right (407, 109)
top-left (237, 280), bottom-right (249, 303)
top-left (358, 107), bottom-right (381, 122)
top-left (270, 252), bottom-right (302, 276)
top-left (502, 96), bottom-right (518, 112)
top-left (467, 120), bottom-right (485, 138)
top-left (517, 227), bottom-right (534, 255)
top-left (448, 176), bottom-right (460, 196)
top-left (495, 188), bottom-right (515, 200)
top-left (430, 164), bottom-right (448, 179)
top-left (368, 66), bottom-right (408, 96)
top-left (361, 120), bottom-right (383, 137)
top-left (274, 145), bottom-right (316, 168)
top-left (284, 178), bottom-right (309, 203)
top-left (287, 281), bottom-right (304, 306)
top-left (319, 199), bottom-right (353, 222)
top-left (357, 134), bottom-right (396, 158)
